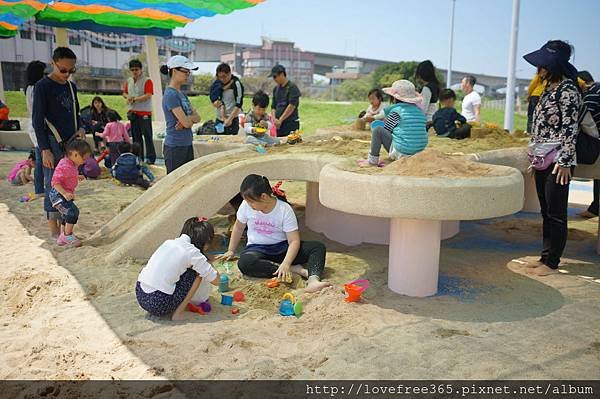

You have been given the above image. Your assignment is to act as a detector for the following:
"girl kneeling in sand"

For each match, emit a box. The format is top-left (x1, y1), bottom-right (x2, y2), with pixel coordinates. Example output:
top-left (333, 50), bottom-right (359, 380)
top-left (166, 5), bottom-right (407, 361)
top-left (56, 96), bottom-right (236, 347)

top-left (217, 174), bottom-right (331, 293)
top-left (136, 217), bottom-right (220, 321)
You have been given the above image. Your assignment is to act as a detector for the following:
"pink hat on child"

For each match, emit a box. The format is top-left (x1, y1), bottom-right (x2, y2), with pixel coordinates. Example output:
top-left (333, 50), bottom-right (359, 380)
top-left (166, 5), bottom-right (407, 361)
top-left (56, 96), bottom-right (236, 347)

top-left (382, 80), bottom-right (423, 104)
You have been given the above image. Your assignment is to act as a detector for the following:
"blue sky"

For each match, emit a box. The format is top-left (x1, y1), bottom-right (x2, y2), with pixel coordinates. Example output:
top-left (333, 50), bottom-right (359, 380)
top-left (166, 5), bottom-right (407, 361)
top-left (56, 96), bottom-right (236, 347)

top-left (176, 0), bottom-right (600, 80)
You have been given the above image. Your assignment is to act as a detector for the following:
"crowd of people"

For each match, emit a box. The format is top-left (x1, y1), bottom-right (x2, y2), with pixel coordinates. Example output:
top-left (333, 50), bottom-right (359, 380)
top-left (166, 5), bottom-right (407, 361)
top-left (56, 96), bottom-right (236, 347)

top-left (5, 38), bottom-right (599, 319)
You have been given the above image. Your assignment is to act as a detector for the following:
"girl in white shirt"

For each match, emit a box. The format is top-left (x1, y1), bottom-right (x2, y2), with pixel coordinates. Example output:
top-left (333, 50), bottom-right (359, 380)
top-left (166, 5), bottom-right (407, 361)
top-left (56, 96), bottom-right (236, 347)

top-left (136, 217), bottom-right (220, 321)
top-left (218, 175), bottom-right (331, 293)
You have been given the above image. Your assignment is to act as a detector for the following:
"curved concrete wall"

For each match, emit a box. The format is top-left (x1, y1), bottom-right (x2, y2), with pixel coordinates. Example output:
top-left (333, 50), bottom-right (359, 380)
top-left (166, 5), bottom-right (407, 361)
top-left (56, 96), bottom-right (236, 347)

top-left (319, 162), bottom-right (524, 220)
top-left (104, 151), bottom-right (342, 260)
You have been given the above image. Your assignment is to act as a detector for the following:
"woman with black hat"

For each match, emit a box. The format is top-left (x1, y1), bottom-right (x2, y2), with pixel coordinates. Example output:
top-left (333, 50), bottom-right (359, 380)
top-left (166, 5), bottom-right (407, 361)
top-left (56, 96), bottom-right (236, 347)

top-left (522, 40), bottom-right (582, 276)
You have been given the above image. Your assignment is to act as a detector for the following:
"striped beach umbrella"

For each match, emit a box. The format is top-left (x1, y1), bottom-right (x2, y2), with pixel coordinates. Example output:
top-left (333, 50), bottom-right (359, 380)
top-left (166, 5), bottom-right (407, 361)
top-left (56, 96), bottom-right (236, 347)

top-left (0, 0), bottom-right (262, 37)
top-left (0, 0), bottom-right (51, 37)
top-left (0, 0), bottom-right (263, 112)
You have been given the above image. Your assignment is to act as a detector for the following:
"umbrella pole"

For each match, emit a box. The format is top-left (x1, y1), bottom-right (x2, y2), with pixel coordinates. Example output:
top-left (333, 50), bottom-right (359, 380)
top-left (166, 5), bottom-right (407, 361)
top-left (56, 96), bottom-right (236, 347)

top-left (144, 36), bottom-right (165, 122)
top-left (0, 63), bottom-right (5, 103)
top-left (54, 28), bottom-right (68, 47)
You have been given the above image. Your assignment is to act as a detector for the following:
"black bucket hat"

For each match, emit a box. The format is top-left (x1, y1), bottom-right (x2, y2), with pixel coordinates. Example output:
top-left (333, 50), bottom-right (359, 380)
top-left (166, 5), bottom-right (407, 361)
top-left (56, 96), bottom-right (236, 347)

top-left (523, 41), bottom-right (577, 81)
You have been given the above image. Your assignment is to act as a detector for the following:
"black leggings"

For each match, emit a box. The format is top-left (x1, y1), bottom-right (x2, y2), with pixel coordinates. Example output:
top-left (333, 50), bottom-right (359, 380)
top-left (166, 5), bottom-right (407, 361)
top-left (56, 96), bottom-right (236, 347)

top-left (237, 240), bottom-right (326, 279)
top-left (535, 163), bottom-right (572, 268)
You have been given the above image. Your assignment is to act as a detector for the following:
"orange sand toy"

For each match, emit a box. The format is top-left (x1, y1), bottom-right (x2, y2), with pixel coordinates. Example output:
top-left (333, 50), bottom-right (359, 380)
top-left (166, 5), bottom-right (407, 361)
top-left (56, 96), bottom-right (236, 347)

top-left (344, 279), bottom-right (369, 302)
top-left (266, 278), bottom-right (279, 288)
top-left (187, 303), bottom-right (206, 314)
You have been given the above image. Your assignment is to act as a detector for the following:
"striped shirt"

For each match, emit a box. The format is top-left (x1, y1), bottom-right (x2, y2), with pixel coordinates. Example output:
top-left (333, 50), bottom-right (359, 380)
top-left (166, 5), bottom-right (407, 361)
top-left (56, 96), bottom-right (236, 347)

top-left (583, 82), bottom-right (600, 128)
top-left (384, 112), bottom-right (401, 132)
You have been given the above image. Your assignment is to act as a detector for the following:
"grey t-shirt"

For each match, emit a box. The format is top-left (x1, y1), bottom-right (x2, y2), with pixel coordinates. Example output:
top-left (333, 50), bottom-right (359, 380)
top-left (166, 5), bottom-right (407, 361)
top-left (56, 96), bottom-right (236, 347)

top-left (216, 77), bottom-right (244, 120)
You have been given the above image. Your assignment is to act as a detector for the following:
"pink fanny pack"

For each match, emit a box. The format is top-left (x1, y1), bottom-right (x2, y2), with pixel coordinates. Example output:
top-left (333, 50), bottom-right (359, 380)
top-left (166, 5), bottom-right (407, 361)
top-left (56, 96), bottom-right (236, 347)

top-left (527, 143), bottom-right (560, 171)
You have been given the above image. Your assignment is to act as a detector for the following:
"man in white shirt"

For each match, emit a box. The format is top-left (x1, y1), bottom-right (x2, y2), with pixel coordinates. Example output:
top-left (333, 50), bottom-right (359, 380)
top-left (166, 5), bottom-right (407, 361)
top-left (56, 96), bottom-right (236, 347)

top-left (461, 75), bottom-right (481, 123)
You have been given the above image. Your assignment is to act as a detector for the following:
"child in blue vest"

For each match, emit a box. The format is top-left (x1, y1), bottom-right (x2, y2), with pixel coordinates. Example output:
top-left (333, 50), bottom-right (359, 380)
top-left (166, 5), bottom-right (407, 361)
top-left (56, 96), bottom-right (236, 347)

top-left (112, 142), bottom-right (153, 189)
top-left (359, 80), bottom-right (428, 166)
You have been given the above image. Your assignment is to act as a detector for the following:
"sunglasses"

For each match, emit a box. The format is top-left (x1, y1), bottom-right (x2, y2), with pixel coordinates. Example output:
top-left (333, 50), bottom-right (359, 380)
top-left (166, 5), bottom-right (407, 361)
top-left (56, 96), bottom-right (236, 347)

top-left (175, 67), bottom-right (191, 75)
top-left (55, 63), bottom-right (76, 75)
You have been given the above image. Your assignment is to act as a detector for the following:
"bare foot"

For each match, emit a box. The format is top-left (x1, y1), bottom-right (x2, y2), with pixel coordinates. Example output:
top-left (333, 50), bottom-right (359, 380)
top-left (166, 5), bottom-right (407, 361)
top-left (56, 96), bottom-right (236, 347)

top-left (305, 277), bottom-right (332, 293)
top-left (524, 260), bottom-right (544, 269)
top-left (171, 311), bottom-right (187, 321)
top-left (577, 210), bottom-right (597, 219)
top-left (527, 264), bottom-right (559, 276)
top-left (290, 265), bottom-right (309, 279)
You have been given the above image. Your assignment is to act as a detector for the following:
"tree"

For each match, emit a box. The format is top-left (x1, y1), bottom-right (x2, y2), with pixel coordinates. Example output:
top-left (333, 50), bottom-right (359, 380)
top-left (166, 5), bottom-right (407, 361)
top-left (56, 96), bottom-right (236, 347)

top-left (241, 74), bottom-right (274, 96)
top-left (336, 75), bottom-right (375, 101)
top-left (194, 73), bottom-right (214, 94)
top-left (372, 62), bottom-right (420, 88)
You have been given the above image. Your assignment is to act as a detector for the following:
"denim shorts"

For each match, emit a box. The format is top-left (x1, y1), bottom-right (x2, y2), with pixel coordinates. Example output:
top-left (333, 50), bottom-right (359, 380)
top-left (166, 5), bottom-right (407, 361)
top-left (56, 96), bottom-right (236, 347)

top-left (49, 188), bottom-right (79, 225)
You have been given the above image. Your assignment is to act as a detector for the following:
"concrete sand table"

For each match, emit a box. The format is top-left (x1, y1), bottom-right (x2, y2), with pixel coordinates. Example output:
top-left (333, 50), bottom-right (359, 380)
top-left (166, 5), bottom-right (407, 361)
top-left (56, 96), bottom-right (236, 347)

top-left (319, 161), bottom-right (524, 297)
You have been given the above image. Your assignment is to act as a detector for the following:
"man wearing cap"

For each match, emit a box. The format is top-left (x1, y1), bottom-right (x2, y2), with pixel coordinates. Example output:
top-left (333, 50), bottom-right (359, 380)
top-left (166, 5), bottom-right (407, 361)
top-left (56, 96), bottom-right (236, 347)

top-left (123, 59), bottom-right (156, 164)
top-left (270, 65), bottom-right (301, 137)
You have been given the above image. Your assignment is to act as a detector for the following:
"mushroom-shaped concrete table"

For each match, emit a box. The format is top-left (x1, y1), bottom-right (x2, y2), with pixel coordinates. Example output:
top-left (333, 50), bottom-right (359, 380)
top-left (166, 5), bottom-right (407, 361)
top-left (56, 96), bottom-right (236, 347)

top-left (318, 160), bottom-right (524, 297)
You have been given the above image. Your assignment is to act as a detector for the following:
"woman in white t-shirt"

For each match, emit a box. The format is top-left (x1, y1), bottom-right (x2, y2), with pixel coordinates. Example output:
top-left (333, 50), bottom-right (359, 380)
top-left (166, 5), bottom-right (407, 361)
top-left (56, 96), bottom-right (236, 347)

top-left (218, 175), bottom-right (331, 293)
top-left (136, 217), bottom-right (220, 321)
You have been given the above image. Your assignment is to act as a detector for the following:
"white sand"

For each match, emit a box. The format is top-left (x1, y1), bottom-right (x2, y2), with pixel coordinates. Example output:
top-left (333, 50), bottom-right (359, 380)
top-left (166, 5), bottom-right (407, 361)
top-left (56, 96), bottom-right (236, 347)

top-left (0, 152), bottom-right (599, 380)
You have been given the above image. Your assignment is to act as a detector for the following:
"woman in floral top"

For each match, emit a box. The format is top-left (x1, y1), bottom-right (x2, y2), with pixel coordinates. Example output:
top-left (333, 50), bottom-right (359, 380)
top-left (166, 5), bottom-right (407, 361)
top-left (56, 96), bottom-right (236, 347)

top-left (522, 40), bottom-right (582, 276)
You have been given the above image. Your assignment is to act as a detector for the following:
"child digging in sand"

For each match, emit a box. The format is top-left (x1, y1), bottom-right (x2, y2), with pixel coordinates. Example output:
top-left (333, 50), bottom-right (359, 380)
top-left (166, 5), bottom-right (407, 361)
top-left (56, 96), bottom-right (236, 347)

top-left (217, 174), bottom-right (331, 293)
top-left (7, 150), bottom-right (35, 186)
top-left (244, 90), bottom-right (280, 146)
top-left (50, 139), bottom-right (92, 247)
top-left (356, 89), bottom-right (385, 130)
top-left (136, 217), bottom-right (220, 321)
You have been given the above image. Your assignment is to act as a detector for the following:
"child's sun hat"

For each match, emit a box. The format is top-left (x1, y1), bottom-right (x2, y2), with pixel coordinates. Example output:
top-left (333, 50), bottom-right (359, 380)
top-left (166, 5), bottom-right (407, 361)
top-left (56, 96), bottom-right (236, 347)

top-left (383, 80), bottom-right (423, 104)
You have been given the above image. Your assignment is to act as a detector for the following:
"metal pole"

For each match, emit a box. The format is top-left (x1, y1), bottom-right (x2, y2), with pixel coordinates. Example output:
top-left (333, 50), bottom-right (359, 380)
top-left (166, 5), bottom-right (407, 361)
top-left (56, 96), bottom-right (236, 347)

top-left (446, 0), bottom-right (456, 88)
top-left (503, 0), bottom-right (520, 132)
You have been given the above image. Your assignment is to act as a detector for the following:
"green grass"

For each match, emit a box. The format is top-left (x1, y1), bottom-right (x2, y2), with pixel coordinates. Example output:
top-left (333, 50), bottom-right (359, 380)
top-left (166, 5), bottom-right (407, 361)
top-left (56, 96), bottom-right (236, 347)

top-left (3, 91), bottom-right (526, 134)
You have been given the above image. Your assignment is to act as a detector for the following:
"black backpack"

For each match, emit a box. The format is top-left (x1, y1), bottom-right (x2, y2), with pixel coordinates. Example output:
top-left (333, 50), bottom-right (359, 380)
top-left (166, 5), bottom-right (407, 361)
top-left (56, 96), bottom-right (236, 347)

top-left (576, 91), bottom-right (600, 165)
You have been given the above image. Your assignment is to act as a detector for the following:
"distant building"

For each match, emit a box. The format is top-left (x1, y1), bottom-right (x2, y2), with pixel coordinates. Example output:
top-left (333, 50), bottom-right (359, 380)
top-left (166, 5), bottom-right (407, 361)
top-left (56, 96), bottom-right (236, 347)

top-left (325, 60), bottom-right (367, 85)
top-left (0, 21), bottom-right (195, 93)
top-left (220, 37), bottom-right (314, 85)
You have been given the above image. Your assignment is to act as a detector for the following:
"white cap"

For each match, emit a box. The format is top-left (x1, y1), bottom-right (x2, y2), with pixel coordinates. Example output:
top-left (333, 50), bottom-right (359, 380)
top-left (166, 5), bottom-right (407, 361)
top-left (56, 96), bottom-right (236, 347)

top-left (166, 55), bottom-right (198, 71)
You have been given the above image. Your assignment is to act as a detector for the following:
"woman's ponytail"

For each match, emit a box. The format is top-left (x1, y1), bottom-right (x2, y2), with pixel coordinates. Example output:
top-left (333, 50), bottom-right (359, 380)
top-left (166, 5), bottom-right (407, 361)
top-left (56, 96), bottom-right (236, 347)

top-left (159, 65), bottom-right (169, 75)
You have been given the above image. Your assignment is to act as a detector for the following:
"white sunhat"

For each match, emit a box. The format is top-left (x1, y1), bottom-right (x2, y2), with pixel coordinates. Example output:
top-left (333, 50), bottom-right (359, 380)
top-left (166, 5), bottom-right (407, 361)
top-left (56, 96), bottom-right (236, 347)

top-left (382, 80), bottom-right (422, 104)
top-left (166, 55), bottom-right (198, 71)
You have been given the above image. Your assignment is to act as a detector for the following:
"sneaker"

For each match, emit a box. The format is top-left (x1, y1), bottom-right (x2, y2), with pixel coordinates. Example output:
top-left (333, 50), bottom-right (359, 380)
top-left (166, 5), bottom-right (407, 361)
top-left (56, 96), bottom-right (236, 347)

top-left (58, 234), bottom-right (81, 247)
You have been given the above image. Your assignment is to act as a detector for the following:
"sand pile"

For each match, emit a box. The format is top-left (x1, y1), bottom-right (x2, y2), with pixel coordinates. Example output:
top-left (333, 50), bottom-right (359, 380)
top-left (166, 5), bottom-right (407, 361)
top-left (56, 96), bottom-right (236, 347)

top-left (277, 124), bottom-right (528, 160)
top-left (348, 149), bottom-right (507, 178)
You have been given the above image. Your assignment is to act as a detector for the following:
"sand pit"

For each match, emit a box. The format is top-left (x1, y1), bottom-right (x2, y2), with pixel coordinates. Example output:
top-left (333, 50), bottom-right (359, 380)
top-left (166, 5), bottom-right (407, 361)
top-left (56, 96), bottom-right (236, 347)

top-left (1, 147), bottom-right (600, 381)
top-left (307, 124), bottom-right (529, 160)
top-left (351, 149), bottom-right (508, 177)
